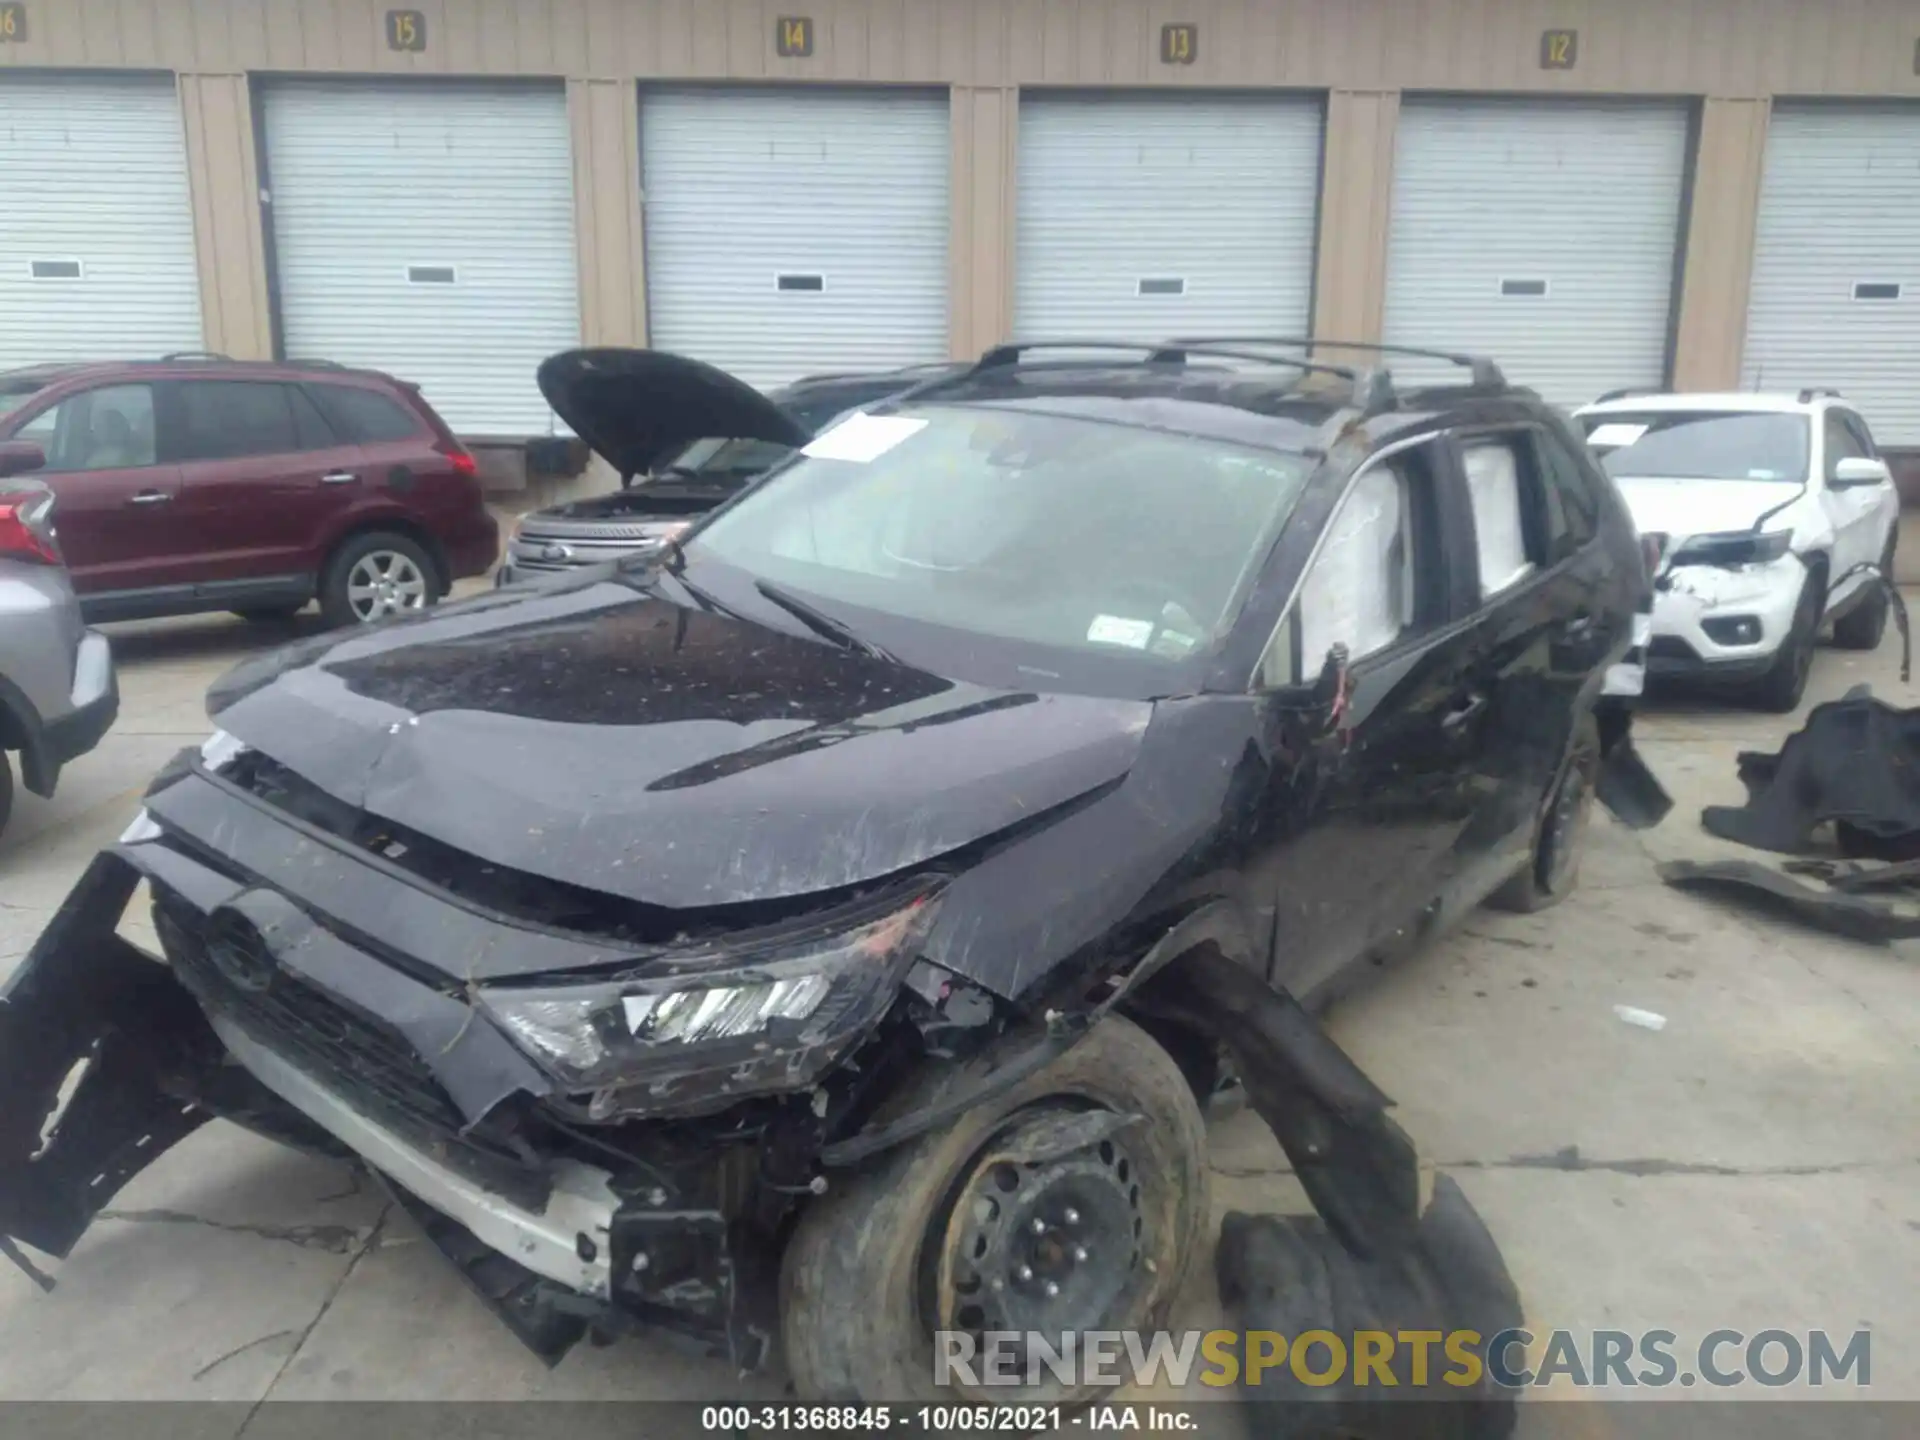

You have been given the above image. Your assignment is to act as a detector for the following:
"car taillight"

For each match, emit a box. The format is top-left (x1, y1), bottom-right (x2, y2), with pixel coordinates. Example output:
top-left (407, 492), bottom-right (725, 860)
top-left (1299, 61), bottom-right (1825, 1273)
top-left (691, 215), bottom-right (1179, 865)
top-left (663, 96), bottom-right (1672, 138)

top-left (447, 449), bottom-right (478, 479)
top-left (0, 488), bottom-right (60, 564)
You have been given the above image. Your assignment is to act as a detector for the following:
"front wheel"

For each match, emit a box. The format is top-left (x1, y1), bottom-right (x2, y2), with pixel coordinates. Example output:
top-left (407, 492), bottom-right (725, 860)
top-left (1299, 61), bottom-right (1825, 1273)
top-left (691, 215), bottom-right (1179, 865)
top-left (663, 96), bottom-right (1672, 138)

top-left (1749, 575), bottom-right (1821, 713)
top-left (1831, 536), bottom-right (1896, 651)
top-left (318, 532), bottom-right (441, 628)
top-left (781, 1016), bottom-right (1209, 1404)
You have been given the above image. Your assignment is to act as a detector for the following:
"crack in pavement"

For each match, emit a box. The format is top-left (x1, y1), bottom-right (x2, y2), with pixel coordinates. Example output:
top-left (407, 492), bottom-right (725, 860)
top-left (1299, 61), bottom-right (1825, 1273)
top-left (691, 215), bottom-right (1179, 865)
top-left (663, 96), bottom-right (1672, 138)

top-left (193, 1329), bottom-right (299, 1382)
top-left (240, 1203), bottom-right (391, 1426)
top-left (99, 1207), bottom-right (370, 1254)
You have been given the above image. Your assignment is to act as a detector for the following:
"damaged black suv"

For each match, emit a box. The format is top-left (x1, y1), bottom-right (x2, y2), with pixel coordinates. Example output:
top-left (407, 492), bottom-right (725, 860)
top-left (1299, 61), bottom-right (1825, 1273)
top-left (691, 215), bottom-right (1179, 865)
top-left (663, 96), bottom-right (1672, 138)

top-left (0, 340), bottom-right (1666, 1402)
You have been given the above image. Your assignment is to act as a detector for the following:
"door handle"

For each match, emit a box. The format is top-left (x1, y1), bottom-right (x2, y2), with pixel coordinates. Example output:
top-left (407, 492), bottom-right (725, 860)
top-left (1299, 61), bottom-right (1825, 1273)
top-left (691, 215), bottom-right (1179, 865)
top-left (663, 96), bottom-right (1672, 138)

top-left (127, 490), bottom-right (172, 506)
top-left (320, 471), bottom-right (359, 485)
top-left (1441, 692), bottom-right (1488, 731)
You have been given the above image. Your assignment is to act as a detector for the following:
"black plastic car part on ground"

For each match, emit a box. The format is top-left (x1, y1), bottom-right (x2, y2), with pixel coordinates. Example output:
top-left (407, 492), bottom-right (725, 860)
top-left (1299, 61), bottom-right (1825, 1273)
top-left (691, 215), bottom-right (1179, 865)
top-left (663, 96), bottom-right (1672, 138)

top-left (0, 340), bottom-right (1667, 1401)
top-left (501, 355), bottom-right (968, 581)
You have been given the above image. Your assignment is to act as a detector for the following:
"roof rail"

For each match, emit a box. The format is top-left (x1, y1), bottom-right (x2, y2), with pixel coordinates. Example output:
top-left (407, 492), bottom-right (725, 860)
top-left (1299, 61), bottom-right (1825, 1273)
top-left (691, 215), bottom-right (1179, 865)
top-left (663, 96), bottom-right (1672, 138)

top-left (1798, 387), bottom-right (1843, 403)
top-left (1594, 386), bottom-right (1666, 403)
top-left (160, 350), bottom-right (232, 362)
top-left (946, 338), bottom-right (1401, 418)
top-left (789, 359), bottom-right (963, 387)
top-left (285, 357), bottom-right (350, 370)
top-left (1170, 336), bottom-right (1506, 391)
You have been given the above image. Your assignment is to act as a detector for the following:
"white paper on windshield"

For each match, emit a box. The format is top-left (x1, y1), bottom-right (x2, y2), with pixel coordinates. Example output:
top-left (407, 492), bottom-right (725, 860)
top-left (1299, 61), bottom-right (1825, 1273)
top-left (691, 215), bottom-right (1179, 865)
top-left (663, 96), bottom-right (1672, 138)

top-left (801, 411), bottom-right (929, 463)
top-left (1586, 422), bottom-right (1649, 448)
top-left (1087, 615), bottom-right (1156, 649)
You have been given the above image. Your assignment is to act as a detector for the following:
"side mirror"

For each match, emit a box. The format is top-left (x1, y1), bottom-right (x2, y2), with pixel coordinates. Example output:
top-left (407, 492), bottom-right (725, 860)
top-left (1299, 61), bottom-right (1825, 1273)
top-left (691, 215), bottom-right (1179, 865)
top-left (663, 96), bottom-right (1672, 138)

top-left (1309, 643), bottom-right (1352, 734)
top-left (1832, 456), bottom-right (1890, 488)
top-left (0, 440), bottom-right (46, 480)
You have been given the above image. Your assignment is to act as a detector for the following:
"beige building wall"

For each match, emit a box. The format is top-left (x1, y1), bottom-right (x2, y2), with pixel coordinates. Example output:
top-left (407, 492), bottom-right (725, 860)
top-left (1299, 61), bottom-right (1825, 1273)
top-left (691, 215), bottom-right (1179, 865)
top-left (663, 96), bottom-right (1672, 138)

top-left (3, 1), bottom-right (1918, 401)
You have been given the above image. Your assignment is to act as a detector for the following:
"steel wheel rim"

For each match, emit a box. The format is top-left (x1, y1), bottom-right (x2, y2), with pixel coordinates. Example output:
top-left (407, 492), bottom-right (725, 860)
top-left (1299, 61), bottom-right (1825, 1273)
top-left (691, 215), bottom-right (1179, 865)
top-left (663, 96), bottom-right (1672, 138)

top-left (346, 551), bottom-right (428, 622)
top-left (926, 1109), bottom-right (1151, 1363)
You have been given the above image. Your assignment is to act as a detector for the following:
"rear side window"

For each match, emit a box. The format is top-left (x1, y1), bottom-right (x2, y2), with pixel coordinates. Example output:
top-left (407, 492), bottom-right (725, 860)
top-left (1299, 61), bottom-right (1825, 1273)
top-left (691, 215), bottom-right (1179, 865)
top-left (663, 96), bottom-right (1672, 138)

top-left (1461, 441), bottom-right (1534, 598)
top-left (309, 384), bottom-right (422, 444)
top-left (172, 381), bottom-right (305, 461)
top-left (1529, 429), bottom-right (1600, 561)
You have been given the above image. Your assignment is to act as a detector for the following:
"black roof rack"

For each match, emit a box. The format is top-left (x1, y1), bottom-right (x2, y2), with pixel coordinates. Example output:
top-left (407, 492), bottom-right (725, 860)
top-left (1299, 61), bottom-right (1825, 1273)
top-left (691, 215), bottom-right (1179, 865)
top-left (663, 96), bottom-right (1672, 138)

top-left (1798, 387), bottom-right (1843, 403)
top-left (1594, 386), bottom-right (1666, 403)
top-left (1169, 336), bottom-right (1506, 391)
top-left (788, 359), bottom-right (965, 387)
top-left (960, 339), bottom-right (1398, 417)
top-left (285, 357), bottom-right (350, 370)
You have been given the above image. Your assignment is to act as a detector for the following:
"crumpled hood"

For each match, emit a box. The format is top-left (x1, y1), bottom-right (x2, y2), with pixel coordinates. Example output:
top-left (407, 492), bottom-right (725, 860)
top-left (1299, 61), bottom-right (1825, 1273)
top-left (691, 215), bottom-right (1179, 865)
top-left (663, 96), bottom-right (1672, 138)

top-left (207, 579), bottom-right (1153, 909)
top-left (537, 348), bottom-right (808, 480)
top-left (1611, 475), bottom-right (1804, 543)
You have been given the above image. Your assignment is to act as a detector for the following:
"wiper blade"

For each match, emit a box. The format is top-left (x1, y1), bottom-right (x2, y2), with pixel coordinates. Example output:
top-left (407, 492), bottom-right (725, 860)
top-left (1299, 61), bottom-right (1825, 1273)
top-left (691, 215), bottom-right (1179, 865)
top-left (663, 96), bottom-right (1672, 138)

top-left (752, 579), bottom-right (896, 663)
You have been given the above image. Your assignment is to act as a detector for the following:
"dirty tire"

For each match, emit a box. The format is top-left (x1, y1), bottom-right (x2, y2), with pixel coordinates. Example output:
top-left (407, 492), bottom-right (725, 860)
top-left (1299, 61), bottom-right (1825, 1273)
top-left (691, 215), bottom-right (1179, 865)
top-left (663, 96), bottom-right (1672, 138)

top-left (1831, 537), bottom-right (1895, 651)
top-left (1489, 712), bottom-right (1599, 913)
top-left (318, 531), bottom-right (440, 629)
top-left (781, 1016), bottom-right (1209, 1404)
top-left (1751, 574), bottom-right (1821, 713)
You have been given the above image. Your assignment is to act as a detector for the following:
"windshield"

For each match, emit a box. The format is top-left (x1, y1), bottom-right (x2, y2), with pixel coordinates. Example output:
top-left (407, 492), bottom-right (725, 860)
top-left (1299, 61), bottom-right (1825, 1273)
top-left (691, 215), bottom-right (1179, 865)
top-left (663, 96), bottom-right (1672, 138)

top-left (0, 385), bottom-right (45, 421)
top-left (658, 435), bottom-right (795, 476)
top-left (689, 403), bottom-right (1314, 663)
top-left (1583, 411), bottom-right (1809, 483)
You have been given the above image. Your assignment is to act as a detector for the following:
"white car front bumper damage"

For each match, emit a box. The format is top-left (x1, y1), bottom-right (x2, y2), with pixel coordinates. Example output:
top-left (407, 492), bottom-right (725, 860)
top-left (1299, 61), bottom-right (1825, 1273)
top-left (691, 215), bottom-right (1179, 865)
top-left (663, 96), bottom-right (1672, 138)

top-left (1648, 553), bottom-right (1807, 677)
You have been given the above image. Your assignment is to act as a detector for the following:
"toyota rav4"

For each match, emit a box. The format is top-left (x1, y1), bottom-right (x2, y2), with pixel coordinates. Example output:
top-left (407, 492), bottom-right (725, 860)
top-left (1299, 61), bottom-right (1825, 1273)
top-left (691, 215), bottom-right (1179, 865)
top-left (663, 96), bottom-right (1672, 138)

top-left (0, 341), bottom-right (1666, 1403)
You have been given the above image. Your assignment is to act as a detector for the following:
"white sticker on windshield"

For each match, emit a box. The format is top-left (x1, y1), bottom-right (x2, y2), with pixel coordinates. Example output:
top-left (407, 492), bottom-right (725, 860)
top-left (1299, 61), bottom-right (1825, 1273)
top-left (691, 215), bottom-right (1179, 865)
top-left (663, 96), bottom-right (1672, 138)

top-left (1087, 615), bottom-right (1155, 649)
top-left (801, 411), bottom-right (929, 463)
top-left (1586, 422), bottom-right (1649, 448)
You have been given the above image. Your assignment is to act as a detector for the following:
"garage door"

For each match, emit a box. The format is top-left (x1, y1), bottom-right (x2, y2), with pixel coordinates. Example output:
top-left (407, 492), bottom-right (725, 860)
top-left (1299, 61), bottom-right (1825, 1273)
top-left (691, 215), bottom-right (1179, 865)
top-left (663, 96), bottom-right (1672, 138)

top-left (1743, 105), bottom-right (1920, 445)
top-left (1015, 95), bottom-right (1323, 341)
top-left (262, 81), bottom-right (579, 435)
top-left (0, 75), bottom-right (202, 370)
top-left (642, 89), bottom-right (950, 390)
top-left (1383, 99), bottom-right (1689, 406)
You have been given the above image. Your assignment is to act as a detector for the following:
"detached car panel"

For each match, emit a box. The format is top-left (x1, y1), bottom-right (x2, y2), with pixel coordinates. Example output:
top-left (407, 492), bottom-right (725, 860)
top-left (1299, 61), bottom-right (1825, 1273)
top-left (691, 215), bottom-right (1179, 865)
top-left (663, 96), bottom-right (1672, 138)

top-left (1, 342), bottom-right (1667, 1400)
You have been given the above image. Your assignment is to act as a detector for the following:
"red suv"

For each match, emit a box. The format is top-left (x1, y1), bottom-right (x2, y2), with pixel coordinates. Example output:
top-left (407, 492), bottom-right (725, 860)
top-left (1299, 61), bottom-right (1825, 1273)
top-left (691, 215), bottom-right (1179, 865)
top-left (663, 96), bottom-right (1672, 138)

top-left (0, 357), bottom-right (499, 627)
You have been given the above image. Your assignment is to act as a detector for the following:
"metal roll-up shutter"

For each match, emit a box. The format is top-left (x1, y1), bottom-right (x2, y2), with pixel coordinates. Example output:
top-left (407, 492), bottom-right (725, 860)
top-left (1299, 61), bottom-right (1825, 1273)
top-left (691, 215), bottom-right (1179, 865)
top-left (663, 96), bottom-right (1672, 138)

top-left (262, 81), bottom-right (579, 435)
top-left (1383, 99), bottom-right (1689, 406)
top-left (642, 89), bottom-right (950, 390)
top-left (1744, 105), bottom-right (1920, 445)
top-left (0, 74), bottom-right (202, 370)
top-left (1015, 95), bottom-right (1323, 341)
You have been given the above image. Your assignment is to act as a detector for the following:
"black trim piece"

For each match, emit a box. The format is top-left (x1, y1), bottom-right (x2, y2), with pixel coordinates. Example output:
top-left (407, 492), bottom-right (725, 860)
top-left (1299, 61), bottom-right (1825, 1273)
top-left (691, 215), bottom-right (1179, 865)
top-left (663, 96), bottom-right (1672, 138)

top-left (78, 575), bottom-right (314, 624)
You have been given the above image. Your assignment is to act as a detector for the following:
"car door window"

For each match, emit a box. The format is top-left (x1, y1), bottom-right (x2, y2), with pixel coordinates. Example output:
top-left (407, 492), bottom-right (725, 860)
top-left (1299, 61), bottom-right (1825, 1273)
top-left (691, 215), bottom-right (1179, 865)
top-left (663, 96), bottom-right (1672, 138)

top-left (1258, 449), bottom-right (1439, 688)
top-left (1461, 439), bottom-right (1535, 598)
top-left (1823, 411), bottom-right (1868, 481)
top-left (288, 385), bottom-right (340, 450)
top-left (170, 381), bottom-right (304, 462)
top-left (1839, 412), bottom-right (1877, 458)
top-left (1528, 429), bottom-right (1599, 562)
top-left (17, 384), bottom-right (158, 473)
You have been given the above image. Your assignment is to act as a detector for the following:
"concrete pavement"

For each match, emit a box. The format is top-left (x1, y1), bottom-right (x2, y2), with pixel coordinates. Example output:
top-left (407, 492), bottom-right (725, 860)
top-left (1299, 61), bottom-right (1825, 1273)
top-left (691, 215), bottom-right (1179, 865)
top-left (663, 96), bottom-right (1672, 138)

top-left (0, 602), bottom-right (1915, 1421)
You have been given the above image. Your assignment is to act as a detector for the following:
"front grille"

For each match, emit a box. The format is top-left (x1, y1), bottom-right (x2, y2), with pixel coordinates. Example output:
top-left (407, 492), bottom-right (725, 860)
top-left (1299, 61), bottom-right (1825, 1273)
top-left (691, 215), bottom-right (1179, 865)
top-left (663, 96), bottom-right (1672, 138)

top-left (154, 893), bottom-right (547, 1206)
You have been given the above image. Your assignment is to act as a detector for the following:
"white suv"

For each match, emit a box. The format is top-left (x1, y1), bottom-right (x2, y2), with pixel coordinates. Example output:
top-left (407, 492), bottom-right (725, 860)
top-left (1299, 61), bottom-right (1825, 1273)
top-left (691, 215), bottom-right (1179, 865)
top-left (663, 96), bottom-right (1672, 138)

top-left (1574, 390), bottom-right (1900, 712)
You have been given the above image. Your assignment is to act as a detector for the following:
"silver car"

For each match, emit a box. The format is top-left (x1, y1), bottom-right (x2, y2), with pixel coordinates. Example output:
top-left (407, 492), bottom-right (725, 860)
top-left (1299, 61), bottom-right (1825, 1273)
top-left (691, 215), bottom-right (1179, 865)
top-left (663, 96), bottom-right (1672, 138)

top-left (0, 441), bottom-right (118, 836)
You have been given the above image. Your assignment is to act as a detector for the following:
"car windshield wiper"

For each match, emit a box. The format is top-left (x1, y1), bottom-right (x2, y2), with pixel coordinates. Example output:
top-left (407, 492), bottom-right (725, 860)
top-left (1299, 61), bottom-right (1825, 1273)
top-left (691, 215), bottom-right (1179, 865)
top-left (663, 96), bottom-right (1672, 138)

top-left (752, 578), bottom-right (896, 663)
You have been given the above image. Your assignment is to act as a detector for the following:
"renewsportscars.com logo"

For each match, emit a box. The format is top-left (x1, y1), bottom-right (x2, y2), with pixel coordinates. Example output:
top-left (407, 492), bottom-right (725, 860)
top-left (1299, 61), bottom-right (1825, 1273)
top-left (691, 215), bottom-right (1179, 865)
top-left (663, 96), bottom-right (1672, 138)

top-left (935, 1328), bottom-right (1873, 1390)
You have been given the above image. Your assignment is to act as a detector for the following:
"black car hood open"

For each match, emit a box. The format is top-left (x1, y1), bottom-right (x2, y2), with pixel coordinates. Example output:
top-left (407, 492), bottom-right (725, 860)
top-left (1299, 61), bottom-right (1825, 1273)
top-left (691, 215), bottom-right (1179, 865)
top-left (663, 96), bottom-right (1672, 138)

top-left (205, 580), bottom-right (1152, 911)
top-left (537, 348), bottom-right (809, 480)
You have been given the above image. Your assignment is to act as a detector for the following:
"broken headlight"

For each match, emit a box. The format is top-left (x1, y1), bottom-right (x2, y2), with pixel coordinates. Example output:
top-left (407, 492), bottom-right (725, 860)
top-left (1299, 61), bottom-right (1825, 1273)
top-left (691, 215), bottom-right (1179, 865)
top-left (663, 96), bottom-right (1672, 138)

top-left (478, 890), bottom-right (940, 1113)
top-left (1669, 529), bottom-right (1793, 568)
